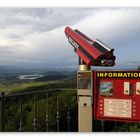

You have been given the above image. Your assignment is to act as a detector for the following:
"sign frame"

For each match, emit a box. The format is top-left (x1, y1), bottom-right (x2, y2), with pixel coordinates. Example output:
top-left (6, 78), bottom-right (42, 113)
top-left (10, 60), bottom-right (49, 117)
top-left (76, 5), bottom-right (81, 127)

top-left (94, 70), bottom-right (140, 122)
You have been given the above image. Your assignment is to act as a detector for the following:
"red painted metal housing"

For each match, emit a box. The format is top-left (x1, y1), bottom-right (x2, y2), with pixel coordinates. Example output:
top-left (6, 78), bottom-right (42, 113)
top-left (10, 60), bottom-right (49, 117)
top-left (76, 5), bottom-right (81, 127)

top-left (74, 29), bottom-right (94, 43)
top-left (65, 27), bottom-right (102, 59)
top-left (76, 49), bottom-right (93, 65)
top-left (65, 26), bottom-right (116, 67)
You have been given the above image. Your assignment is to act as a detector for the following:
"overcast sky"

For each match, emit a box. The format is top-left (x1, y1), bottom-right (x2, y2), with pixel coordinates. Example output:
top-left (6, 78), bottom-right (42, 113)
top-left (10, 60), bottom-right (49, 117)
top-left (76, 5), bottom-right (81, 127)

top-left (0, 8), bottom-right (140, 70)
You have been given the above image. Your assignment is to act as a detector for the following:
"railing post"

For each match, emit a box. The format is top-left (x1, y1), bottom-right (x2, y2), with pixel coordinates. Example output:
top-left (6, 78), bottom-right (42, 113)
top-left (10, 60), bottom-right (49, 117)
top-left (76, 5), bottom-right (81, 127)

top-left (1, 92), bottom-right (5, 132)
top-left (33, 95), bottom-right (37, 131)
top-left (101, 120), bottom-right (105, 132)
top-left (56, 89), bottom-right (60, 132)
top-left (67, 89), bottom-right (71, 132)
top-left (19, 97), bottom-right (23, 131)
top-left (45, 92), bottom-right (49, 132)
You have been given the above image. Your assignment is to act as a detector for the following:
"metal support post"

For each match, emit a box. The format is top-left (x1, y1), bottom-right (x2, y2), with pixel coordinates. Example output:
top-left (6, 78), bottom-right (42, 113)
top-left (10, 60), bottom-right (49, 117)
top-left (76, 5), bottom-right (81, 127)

top-left (77, 58), bottom-right (93, 132)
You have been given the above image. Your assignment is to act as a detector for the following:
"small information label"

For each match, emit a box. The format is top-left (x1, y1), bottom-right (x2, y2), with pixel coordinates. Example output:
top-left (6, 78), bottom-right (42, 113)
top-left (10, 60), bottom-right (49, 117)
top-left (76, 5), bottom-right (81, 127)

top-left (104, 99), bottom-right (132, 118)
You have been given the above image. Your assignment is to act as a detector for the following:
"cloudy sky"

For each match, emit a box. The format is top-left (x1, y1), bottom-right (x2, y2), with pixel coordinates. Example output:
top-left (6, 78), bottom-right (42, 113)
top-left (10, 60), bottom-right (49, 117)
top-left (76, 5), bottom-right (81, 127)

top-left (0, 8), bottom-right (140, 70)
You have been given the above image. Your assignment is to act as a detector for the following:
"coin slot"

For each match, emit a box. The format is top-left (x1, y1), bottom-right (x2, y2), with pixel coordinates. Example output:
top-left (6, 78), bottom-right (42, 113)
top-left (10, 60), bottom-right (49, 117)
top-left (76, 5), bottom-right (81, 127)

top-left (124, 82), bottom-right (130, 95)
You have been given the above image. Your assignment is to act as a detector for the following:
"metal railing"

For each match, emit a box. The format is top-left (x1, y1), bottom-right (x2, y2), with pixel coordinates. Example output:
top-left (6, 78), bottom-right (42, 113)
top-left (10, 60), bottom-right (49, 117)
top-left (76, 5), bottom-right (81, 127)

top-left (0, 88), bottom-right (77, 132)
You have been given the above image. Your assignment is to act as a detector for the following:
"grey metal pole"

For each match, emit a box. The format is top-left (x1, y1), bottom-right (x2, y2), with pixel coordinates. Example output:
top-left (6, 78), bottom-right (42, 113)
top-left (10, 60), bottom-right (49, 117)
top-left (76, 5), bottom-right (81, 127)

top-left (77, 58), bottom-right (93, 132)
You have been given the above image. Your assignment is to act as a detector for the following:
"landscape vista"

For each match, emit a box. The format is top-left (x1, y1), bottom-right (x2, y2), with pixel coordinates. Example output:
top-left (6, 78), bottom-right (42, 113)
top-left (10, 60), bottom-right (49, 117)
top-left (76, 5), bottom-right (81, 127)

top-left (0, 8), bottom-right (140, 132)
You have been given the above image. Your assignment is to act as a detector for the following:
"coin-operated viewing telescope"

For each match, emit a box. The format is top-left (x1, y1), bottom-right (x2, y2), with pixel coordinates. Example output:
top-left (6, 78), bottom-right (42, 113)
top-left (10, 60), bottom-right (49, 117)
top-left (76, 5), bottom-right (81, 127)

top-left (65, 27), bottom-right (116, 132)
top-left (65, 27), bottom-right (116, 67)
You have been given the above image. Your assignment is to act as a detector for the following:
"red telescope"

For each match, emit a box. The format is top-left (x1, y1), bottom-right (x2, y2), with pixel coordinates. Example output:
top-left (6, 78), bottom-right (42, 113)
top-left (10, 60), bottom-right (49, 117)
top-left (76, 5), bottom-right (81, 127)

top-left (65, 27), bottom-right (116, 67)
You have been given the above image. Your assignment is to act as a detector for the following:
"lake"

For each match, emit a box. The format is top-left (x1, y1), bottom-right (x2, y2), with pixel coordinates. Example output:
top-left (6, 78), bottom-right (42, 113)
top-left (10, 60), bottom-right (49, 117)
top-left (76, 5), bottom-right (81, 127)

top-left (18, 74), bottom-right (44, 80)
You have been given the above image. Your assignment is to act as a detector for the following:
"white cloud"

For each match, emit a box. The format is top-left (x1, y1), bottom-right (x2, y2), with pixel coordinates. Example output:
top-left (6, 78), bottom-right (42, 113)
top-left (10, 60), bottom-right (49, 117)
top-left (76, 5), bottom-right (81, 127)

top-left (73, 8), bottom-right (140, 45)
top-left (0, 8), bottom-right (140, 69)
top-left (0, 8), bottom-right (92, 66)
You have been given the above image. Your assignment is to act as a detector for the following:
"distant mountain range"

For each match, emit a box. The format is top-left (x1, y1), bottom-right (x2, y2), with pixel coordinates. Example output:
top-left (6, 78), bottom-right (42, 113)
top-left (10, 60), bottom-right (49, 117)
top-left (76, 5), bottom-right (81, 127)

top-left (0, 64), bottom-right (138, 75)
top-left (0, 65), bottom-right (23, 74)
top-left (0, 65), bottom-right (77, 75)
top-left (0, 65), bottom-right (42, 74)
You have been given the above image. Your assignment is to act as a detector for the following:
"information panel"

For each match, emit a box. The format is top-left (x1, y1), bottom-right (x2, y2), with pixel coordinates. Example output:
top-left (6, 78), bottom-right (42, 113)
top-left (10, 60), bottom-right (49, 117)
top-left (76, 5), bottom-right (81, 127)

top-left (104, 99), bottom-right (132, 118)
top-left (95, 70), bottom-right (140, 122)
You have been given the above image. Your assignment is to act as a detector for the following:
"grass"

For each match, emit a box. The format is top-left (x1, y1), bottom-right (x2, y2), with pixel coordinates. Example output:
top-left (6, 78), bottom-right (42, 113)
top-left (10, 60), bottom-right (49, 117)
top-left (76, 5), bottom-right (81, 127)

top-left (0, 83), bottom-right (7, 93)
top-left (0, 78), bottom-right (76, 95)
top-left (0, 81), bottom-right (51, 94)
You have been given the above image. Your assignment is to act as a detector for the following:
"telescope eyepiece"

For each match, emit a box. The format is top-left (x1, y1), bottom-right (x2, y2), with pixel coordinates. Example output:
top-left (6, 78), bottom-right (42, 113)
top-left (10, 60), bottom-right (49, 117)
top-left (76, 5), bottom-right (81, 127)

top-left (107, 59), bottom-right (113, 66)
top-left (101, 59), bottom-right (107, 66)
